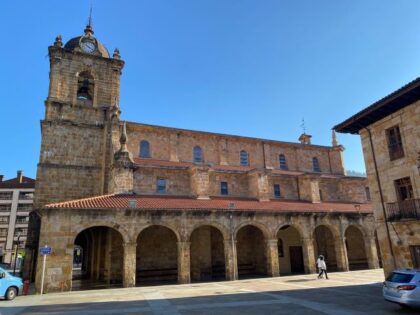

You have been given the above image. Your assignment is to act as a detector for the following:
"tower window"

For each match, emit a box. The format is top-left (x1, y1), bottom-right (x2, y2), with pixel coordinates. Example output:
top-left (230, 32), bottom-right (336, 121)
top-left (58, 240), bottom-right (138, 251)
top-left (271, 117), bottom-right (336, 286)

top-left (220, 182), bottom-right (228, 195)
top-left (193, 146), bottom-right (203, 163)
top-left (274, 184), bottom-right (281, 198)
top-left (77, 71), bottom-right (94, 104)
top-left (240, 150), bottom-right (249, 166)
top-left (139, 140), bottom-right (150, 158)
top-left (157, 178), bottom-right (166, 193)
top-left (312, 157), bottom-right (321, 172)
top-left (279, 154), bottom-right (287, 170)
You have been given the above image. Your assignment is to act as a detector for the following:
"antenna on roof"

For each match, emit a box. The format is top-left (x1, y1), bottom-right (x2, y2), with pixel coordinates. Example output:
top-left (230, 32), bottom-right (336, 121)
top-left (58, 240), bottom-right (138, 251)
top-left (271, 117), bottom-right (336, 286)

top-left (300, 118), bottom-right (306, 134)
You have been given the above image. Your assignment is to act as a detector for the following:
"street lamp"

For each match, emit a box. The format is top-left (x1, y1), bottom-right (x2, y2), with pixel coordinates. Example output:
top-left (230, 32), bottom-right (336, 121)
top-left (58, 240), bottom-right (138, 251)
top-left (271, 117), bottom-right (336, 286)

top-left (13, 232), bottom-right (21, 276)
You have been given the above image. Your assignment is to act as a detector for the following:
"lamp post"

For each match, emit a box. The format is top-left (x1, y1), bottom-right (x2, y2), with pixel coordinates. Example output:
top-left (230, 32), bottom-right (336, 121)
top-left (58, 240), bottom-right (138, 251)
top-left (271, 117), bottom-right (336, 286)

top-left (13, 232), bottom-right (21, 276)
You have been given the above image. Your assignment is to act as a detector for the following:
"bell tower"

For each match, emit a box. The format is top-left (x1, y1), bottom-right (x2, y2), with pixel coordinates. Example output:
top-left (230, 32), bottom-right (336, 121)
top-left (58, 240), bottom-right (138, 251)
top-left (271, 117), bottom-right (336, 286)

top-left (34, 23), bottom-right (125, 208)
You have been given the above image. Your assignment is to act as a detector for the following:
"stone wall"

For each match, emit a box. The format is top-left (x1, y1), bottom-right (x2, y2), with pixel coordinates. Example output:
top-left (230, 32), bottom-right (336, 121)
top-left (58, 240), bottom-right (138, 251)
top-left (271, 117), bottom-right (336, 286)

top-left (359, 101), bottom-right (420, 275)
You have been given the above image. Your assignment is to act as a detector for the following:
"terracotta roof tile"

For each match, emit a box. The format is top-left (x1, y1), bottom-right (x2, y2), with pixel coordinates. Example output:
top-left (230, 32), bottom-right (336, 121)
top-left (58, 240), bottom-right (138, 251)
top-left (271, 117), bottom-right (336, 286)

top-left (45, 194), bottom-right (372, 214)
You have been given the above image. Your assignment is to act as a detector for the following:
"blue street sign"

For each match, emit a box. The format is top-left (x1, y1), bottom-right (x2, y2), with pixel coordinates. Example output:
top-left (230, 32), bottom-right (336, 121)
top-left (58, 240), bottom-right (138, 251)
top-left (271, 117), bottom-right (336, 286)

top-left (39, 246), bottom-right (52, 255)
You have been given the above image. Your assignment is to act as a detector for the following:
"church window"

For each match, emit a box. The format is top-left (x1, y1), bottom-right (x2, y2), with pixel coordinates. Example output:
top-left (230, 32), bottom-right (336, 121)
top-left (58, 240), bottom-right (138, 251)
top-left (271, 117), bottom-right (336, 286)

top-left (312, 157), bottom-right (321, 172)
top-left (139, 140), bottom-right (150, 158)
top-left (240, 150), bottom-right (249, 166)
top-left (220, 182), bottom-right (228, 195)
top-left (274, 184), bottom-right (281, 198)
top-left (193, 146), bottom-right (203, 163)
top-left (157, 178), bottom-right (166, 193)
top-left (279, 154), bottom-right (287, 170)
top-left (77, 71), bottom-right (94, 104)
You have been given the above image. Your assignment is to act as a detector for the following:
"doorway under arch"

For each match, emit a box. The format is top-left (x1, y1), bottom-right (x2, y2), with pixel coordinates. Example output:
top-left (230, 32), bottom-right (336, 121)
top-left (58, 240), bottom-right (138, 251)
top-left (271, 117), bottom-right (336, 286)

top-left (313, 225), bottom-right (338, 271)
top-left (277, 225), bottom-right (304, 275)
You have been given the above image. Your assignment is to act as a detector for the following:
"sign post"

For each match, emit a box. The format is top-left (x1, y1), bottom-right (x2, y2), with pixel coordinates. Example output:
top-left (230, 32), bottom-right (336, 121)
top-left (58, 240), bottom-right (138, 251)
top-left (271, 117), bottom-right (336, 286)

top-left (39, 245), bottom-right (52, 295)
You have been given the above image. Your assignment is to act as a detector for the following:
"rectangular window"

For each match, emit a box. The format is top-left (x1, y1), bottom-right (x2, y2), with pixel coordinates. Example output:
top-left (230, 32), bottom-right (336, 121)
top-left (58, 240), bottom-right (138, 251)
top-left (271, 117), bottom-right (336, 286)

top-left (273, 184), bottom-right (281, 198)
top-left (156, 178), bottom-right (166, 193)
top-left (365, 187), bottom-right (371, 201)
top-left (15, 216), bottom-right (28, 224)
top-left (410, 246), bottom-right (420, 268)
top-left (221, 182), bottom-right (228, 195)
top-left (0, 228), bottom-right (7, 237)
top-left (19, 191), bottom-right (34, 200)
top-left (0, 216), bottom-right (9, 224)
top-left (394, 177), bottom-right (413, 201)
top-left (14, 228), bottom-right (27, 236)
top-left (17, 204), bottom-right (32, 212)
top-left (386, 126), bottom-right (404, 160)
top-left (0, 192), bottom-right (13, 200)
top-left (0, 205), bottom-right (11, 212)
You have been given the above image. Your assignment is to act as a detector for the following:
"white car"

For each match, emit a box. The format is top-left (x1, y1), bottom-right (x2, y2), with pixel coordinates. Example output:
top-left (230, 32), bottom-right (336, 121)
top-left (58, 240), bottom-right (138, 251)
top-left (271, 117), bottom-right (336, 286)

top-left (383, 269), bottom-right (420, 308)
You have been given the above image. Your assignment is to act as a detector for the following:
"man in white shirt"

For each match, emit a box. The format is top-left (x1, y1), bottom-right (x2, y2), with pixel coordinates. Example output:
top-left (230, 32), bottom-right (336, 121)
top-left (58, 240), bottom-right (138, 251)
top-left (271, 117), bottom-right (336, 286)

top-left (317, 255), bottom-right (329, 279)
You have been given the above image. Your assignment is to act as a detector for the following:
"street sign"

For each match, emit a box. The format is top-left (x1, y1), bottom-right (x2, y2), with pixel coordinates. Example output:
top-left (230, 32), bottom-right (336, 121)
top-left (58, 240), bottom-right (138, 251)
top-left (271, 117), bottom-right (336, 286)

top-left (39, 246), bottom-right (52, 256)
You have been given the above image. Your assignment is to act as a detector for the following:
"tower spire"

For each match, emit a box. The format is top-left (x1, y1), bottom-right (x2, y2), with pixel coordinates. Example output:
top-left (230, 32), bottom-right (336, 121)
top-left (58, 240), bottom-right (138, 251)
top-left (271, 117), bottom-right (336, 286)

top-left (84, 2), bottom-right (94, 35)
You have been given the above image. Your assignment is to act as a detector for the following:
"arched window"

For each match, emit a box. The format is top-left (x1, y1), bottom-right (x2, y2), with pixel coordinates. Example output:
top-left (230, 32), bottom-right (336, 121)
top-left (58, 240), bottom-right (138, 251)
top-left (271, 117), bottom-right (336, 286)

top-left (77, 71), bottom-right (94, 104)
top-left (312, 157), bottom-right (321, 172)
top-left (240, 150), bottom-right (249, 166)
top-left (139, 140), bottom-right (150, 158)
top-left (279, 154), bottom-right (287, 170)
top-left (193, 146), bottom-right (203, 163)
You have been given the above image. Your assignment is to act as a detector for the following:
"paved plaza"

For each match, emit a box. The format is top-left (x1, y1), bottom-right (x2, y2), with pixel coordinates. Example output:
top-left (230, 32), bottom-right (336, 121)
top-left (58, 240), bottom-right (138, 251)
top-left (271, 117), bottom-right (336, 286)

top-left (1, 269), bottom-right (418, 315)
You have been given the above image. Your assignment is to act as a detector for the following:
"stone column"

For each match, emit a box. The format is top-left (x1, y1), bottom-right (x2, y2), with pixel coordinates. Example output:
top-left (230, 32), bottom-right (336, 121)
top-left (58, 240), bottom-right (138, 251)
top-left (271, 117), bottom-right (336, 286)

top-left (224, 239), bottom-right (238, 280)
top-left (302, 237), bottom-right (317, 274)
top-left (266, 239), bottom-right (280, 277)
top-left (123, 242), bottom-right (137, 287)
top-left (177, 241), bottom-right (191, 284)
top-left (335, 238), bottom-right (349, 272)
top-left (365, 235), bottom-right (380, 269)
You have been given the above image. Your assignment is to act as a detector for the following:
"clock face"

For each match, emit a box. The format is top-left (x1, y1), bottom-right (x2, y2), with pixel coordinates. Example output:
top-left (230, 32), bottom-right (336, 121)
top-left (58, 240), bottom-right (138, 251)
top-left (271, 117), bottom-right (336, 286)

top-left (81, 40), bottom-right (96, 53)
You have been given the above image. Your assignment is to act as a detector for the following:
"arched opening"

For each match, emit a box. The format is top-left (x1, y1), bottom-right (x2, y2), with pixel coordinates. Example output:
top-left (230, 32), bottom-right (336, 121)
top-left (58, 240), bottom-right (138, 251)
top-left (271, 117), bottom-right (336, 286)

top-left (236, 225), bottom-right (267, 279)
top-left (72, 226), bottom-right (124, 290)
top-left (345, 226), bottom-right (368, 270)
top-left (77, 71), bottom-right (94, 105)
top-left (313, 225), bottom-right (337, 271)
top-left (277, 225), bottom-right (304, 275)
top-left (136, 225), bottom-right (178, 285)
top-left (190, 226), bottom-right (225, 282)
top-left (139, 140), bottom-right (151, 158)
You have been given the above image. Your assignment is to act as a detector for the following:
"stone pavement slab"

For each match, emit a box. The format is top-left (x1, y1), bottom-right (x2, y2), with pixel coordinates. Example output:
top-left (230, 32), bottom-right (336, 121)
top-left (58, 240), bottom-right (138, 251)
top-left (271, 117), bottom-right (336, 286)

top-left (1, 269), bottom-right (419, 315)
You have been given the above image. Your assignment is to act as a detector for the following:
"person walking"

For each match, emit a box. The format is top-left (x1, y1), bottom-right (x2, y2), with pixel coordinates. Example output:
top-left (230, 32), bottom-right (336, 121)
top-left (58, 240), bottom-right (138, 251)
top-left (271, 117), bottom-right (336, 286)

top-left (317, 255), bottom-right (329, 279)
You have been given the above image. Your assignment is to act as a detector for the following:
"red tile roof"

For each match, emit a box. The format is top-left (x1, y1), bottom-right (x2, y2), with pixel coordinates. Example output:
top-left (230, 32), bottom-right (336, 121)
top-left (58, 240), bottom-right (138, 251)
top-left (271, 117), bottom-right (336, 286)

top-left (45, 194), bottom-right (372, 214)
top-left (0, 176), bottom-right (35, 189)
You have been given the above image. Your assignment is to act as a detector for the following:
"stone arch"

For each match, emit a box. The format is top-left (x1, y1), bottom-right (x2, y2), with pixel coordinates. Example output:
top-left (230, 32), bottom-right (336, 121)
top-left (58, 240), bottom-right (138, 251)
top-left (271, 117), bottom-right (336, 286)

top-left (73, 69), bottom-right (99, 107)
top-left (234, 221), bottom-right (271, 240)
top-left (72, 226), bottom-right (124, 290)
top-left (136, 224), bottom-right (181, 243)
top-left (313, 225), bottom-right (338, 271)
top-left (276, 224), bottom-right (304, 275)
top-left (236, 224), bottom-right (268, 279)
top-left (72, 223), bottom-right (130, 244)
top-left (190, 225), bottom-right (226, 282)
top-left (345, 225), bottom-right (368, 270)
top-left (136, 225), bottom-right (179, 285)
top-left (187, 222), bottom-right (230, 241)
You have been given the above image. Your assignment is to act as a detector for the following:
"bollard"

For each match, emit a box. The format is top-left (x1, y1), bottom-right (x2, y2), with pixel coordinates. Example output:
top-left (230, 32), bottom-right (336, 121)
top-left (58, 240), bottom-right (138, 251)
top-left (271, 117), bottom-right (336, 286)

top-left (23, 280), bottom-right (30, 295)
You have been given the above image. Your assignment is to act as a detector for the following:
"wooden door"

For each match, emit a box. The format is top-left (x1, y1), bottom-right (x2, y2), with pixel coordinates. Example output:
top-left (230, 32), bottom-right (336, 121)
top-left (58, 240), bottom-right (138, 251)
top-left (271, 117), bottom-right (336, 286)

top-left (289, 246), bottom-right (304, 273)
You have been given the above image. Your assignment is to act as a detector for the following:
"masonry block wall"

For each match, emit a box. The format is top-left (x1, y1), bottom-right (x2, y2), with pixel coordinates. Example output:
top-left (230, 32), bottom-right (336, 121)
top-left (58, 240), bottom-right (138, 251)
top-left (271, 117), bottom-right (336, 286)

top-left (359, 101), bottom-right (420, 275)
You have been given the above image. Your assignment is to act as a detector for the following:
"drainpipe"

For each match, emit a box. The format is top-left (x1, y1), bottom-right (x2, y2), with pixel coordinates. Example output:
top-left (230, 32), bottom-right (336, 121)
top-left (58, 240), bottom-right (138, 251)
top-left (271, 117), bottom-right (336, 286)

top-left (365, 127), bottom-right (396, 268)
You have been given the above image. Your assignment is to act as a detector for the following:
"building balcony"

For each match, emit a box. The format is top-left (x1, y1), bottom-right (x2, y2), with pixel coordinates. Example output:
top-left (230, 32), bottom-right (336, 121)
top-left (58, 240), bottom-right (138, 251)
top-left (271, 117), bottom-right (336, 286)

top-left (386, 199), bottom-right (420, 221)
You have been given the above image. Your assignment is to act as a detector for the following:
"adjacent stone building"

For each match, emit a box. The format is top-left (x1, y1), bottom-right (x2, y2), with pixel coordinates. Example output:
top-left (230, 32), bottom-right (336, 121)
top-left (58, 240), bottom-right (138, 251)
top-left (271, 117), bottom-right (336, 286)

top-left (0, 171), bottom-right (34, 264)
top-left (335, 78), bottom-right (420, 276)
top-left (31, 23), bottom-right (380, 293)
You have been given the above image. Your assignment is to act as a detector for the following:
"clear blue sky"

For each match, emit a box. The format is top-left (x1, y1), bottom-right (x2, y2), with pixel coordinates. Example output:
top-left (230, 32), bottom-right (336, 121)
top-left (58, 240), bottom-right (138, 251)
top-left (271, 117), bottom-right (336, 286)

top-left (1, 0), bottom-right (420, 179)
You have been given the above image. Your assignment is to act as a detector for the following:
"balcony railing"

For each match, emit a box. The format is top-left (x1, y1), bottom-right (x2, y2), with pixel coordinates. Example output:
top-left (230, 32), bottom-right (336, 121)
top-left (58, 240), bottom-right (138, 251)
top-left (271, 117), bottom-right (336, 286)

top-left (386, 199), bottom-right (420, 221)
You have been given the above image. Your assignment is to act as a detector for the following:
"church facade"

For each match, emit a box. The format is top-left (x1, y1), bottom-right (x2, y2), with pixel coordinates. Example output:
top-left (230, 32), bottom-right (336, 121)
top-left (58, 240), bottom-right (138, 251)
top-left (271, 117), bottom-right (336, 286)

top-left (32, 24), bottom-right (380, 293)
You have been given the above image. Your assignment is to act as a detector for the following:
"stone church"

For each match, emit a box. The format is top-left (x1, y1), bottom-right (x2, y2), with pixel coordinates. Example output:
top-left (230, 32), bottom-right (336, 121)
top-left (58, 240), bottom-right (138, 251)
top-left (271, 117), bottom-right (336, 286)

top-left (30, 23), bottom-right (380, 292)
